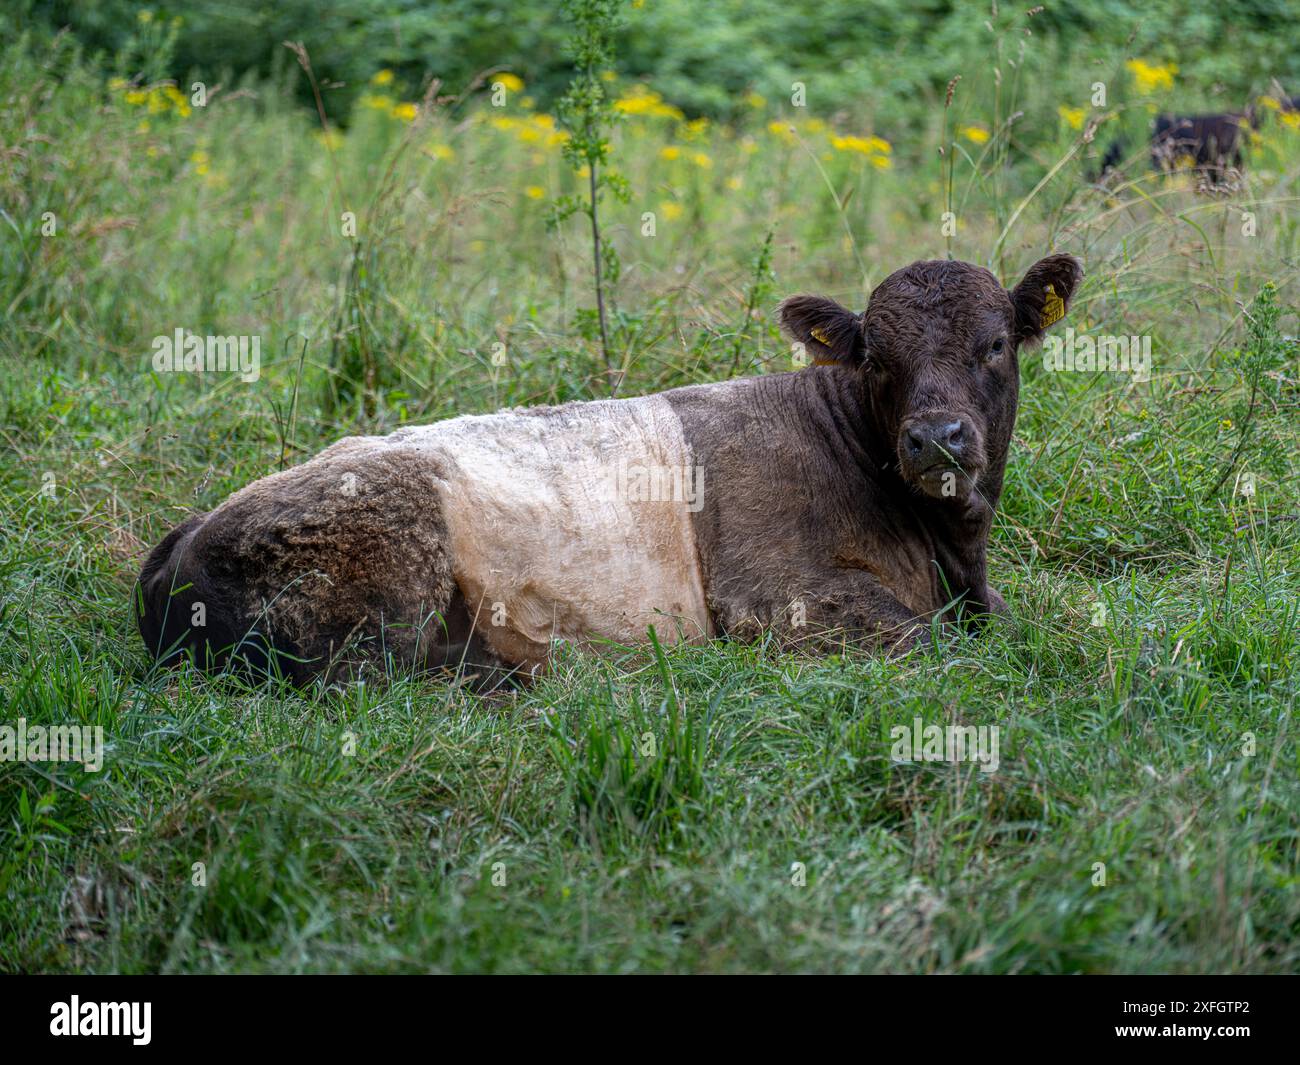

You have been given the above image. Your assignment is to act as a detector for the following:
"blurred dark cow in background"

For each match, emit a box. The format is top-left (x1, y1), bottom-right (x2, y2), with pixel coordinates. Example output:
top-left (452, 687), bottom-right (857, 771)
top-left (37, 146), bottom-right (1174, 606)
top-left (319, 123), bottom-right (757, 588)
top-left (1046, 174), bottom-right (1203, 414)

top-left (1094, 101), bottom-right (1280, 186)
top-left (1149, 109), bottom-right (1255, 182)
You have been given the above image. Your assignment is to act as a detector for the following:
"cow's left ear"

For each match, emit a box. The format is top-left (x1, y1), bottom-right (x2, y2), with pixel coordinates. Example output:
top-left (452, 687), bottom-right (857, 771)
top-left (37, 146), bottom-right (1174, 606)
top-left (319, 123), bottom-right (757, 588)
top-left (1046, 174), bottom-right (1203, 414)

top-left (778, 295), bottom-right (866, 367)
top-left (1009, 254), bottom-right (1083, 346)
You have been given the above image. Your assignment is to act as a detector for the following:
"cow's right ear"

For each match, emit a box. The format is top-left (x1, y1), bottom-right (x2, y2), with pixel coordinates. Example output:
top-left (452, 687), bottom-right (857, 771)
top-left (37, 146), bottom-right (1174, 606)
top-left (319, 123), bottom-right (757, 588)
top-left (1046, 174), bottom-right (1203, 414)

top-left (778, 295), bottom-right (866, 367)
top-left (1009, 254), bottom-right (1083, 347)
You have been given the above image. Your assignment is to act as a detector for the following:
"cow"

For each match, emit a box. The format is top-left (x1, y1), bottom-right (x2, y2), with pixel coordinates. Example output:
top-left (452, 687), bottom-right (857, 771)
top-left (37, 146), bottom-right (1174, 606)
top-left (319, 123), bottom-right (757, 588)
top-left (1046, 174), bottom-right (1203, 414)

top-left (136, 254), bottom-right (1083, 686)
top-left (1096, 108), bottom-right (1256, 186)
top-left (1150, 109), bottom-right (1255, 182)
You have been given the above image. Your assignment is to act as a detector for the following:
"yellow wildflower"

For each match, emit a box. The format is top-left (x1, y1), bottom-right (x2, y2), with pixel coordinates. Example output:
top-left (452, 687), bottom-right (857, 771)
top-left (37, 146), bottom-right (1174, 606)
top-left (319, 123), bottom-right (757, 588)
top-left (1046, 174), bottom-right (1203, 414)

top-left (525, 185), bottom-right (546, 200)
top-left (372, 69), bottom-right (394, 86)
top-left (613, 85), bottom-right (683, 120)
top-left (660, 145), bottom-right (682, 160)
top-left (1126, 59), bottom-right (1177, 94)
top-left (959, 124), bottom-right (990, 144)
top-left (660, 202), bottom-right (684, 221)
top-left (831, 134), bottom-right (890, 155)
top-left (683, 117), bottom-right (709, 140)
top-left (494, 73), bottom-right (525, 93)
top-left (1058, 105), bottom-right (1086, 130)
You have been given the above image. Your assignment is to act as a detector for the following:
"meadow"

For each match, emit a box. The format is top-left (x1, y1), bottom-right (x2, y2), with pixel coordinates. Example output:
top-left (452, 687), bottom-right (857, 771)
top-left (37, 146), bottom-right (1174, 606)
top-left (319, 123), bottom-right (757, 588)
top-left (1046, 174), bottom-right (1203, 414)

top-left (1, 7), bottom-right (1298, 972)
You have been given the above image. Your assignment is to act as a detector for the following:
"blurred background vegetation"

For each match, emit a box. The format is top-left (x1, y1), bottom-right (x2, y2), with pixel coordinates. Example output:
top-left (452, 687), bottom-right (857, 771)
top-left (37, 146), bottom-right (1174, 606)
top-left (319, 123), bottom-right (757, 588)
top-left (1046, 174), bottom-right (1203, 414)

top-left (17, 0), bottom-right (1300, 122)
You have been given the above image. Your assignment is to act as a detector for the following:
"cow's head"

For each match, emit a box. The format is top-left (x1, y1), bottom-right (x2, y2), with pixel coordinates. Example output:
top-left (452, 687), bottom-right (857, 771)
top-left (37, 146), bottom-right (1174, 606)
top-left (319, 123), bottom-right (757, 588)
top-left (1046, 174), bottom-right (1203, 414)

top-left (779, 255), bottom-right (1082, 504)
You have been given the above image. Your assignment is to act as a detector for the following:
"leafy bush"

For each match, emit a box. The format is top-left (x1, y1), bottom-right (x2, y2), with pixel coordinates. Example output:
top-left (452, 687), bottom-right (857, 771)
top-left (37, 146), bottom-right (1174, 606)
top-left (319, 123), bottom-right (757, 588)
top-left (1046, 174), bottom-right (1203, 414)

top-left (19, 0), bottom-right (1300, 124)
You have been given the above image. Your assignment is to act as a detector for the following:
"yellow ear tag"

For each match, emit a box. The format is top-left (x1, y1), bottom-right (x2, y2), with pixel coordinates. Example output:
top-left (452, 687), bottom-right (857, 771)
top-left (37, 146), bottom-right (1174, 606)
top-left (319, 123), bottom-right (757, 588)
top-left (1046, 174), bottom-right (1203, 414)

top-left (1041, 284), bottom-right (1065, 329)
top-left (810, 326), bottom-right (831, 345)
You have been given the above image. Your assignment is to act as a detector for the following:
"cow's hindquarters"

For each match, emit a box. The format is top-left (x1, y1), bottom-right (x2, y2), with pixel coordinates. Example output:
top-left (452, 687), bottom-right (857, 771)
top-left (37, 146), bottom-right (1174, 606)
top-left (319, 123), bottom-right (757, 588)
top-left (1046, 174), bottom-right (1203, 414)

top-left (136, 440), bottom-right (468, 682)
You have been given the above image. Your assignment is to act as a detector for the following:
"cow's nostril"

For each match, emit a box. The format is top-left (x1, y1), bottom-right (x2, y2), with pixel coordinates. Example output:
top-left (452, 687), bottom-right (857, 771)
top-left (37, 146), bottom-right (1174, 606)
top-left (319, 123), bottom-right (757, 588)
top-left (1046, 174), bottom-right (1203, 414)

top-left (905, 427), bottom-right (926, 454)
top-left (943, 421), bottom-right (964, 448)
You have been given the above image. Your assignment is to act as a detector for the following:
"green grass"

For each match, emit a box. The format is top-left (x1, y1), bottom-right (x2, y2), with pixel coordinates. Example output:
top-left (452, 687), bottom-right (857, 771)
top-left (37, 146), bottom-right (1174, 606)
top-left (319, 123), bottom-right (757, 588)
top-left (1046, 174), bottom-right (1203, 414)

top-left (1, 23), bottom-right (1298, 973)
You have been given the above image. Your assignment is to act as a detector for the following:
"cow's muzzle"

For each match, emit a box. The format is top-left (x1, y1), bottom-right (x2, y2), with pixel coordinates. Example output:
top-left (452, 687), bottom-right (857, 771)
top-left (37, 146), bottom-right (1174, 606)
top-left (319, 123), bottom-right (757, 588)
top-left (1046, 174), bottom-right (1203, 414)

top-left (898, 415), bottom-right (982, 499)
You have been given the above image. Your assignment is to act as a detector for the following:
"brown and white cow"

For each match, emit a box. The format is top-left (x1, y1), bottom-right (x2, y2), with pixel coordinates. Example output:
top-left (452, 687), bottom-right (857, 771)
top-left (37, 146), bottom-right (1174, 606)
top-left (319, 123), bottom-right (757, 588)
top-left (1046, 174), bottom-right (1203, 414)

top-left (136, 254), bottom-right (1082, 684)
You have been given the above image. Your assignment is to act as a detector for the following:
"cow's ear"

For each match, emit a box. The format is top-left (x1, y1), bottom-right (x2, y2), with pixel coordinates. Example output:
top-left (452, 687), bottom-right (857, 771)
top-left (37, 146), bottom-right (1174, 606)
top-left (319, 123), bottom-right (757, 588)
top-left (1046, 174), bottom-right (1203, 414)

top-left (1009, 254), bottom-right (1083, 346)
top-left (778, 295), bottom-right (866, 367)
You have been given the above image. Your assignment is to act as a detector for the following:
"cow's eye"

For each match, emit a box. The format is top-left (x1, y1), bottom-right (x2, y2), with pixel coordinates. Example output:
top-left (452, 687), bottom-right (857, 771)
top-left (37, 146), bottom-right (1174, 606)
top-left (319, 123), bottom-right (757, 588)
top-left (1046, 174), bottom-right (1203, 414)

top-left (987, 337), bottom-right (1006, 360)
